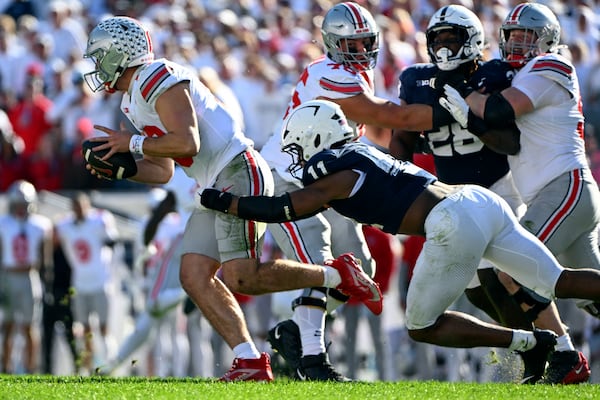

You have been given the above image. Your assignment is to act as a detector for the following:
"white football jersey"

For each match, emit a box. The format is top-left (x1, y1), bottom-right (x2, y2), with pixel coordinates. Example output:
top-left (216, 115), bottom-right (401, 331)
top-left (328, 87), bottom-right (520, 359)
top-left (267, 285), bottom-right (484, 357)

top-left (508, 53), bottom-right (588, 203)
top-left (260, 55), bottom-right (375, 185)
top-left (121, 59), bottom-right (254, 190)
top-left (0, 214), bottom-right (52, 268)
top-left (56, 209), bottom-right (118, 293)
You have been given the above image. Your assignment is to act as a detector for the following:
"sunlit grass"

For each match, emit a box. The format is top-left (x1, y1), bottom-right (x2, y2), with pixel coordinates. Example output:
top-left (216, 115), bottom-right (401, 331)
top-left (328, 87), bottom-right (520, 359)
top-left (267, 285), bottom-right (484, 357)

top-left (1, 375), bottom-right (599, 400)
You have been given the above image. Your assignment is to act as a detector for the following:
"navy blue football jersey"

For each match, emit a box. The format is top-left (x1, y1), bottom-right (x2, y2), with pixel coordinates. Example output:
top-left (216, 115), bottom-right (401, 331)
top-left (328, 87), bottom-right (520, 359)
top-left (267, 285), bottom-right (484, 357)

top-left (301, 141), bottom-right (437, 234)
top-left (398, 60), bottom-right (513, 187)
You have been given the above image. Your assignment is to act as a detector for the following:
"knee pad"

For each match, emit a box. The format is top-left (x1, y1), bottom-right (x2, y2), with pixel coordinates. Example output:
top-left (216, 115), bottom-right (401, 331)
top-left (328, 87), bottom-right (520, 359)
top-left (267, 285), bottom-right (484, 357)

top-left (464, 286), bottom-right (501, 323)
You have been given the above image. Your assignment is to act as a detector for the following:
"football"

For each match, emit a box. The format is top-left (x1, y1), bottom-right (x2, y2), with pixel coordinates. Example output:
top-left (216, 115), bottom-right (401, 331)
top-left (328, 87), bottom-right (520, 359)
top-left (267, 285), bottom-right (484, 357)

top-left (81, 139), bottom-right (138, 180)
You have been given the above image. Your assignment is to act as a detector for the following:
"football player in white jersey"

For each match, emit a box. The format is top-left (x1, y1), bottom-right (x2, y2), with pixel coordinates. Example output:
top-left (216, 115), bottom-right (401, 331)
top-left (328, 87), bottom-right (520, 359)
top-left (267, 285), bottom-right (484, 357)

top-left (260, 2), bottom-right (453, 381)
top-left (82, 16), bottom-right (382, 382)
top-left (440, 2), bottom-right (600, 384)
top-left (55, 192), bottom-right (119, 373)
top-left (0, 180), bottom-right (52, 374)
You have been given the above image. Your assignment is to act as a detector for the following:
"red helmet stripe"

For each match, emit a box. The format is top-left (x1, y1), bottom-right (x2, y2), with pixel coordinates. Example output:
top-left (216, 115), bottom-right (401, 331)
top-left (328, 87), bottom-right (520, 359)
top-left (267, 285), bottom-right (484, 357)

top-left (506, 3), bottom-right (527, 25)
top-left (145, 30), bottom-right (153, 53)
top-left (342, 2), bottom-right (365, 30)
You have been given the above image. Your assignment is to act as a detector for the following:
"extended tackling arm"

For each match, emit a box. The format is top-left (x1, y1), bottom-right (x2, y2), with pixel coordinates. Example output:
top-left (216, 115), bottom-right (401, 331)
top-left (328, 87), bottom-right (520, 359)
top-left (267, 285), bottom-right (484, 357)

top-left (200, 189), bottom-right (325, 222)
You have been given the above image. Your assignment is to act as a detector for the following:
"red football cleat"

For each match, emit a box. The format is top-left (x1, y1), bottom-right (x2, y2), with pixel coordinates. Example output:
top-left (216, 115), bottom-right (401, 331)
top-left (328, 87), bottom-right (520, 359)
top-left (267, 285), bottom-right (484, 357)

top-left (326, 253), bottom-right (383, 315)
top-left (219, 352), bottom-right (274, 382)
top-left (542, 350), bottom-right (590, 384)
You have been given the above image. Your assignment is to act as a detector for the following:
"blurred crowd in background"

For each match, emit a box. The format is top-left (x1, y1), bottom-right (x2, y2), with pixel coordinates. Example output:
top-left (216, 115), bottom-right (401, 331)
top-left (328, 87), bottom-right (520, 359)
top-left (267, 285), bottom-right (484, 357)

top-left (1, 0), bottom-right (600, 192)
top-left (1, 0), bottom-right (600, 382)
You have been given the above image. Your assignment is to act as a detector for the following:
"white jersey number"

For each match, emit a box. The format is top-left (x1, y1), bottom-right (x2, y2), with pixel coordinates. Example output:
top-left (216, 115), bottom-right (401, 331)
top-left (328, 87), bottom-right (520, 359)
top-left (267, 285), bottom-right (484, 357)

top-left (427, 124), bottom-right (484, 157)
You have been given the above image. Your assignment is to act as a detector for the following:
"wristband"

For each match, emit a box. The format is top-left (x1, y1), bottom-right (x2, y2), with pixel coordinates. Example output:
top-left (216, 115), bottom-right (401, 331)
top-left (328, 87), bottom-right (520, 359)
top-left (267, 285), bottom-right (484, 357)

top-left (129, 135), bottom-right (146, 155)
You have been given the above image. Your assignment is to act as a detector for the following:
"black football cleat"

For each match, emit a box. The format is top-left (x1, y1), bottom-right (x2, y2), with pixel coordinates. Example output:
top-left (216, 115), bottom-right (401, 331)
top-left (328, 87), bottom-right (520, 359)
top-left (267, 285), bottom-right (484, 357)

top-left (296, 353), bottom-right (351, 382)
top-left (518, 329), bottom-right (557, 384)
top-left (267, 319), bottom-right (302, 372)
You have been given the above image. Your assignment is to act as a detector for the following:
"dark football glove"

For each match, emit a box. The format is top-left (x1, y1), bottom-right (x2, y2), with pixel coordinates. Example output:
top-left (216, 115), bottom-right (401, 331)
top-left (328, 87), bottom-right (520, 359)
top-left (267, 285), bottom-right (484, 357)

top-left (201, 188), bottom-right (233, 213)
top-left (469, 59), bottom-right (515, 94)
top-left (432, 69), bottom-right (474, 98)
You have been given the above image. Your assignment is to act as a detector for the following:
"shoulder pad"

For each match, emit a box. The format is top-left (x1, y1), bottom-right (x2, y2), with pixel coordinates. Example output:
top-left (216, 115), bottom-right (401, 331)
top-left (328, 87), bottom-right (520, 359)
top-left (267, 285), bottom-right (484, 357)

top-left (137, 61), bottom-right (179, 104)
top-left (399, 64), bottom-right (436, 101)
top-left (527, 54), bottom-right (575, 90)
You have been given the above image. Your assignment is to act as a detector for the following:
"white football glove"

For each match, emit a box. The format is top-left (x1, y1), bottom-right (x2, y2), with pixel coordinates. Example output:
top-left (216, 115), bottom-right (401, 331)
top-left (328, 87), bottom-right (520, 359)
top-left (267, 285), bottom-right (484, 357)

top-left (439, 84), bottom-right (469, 128)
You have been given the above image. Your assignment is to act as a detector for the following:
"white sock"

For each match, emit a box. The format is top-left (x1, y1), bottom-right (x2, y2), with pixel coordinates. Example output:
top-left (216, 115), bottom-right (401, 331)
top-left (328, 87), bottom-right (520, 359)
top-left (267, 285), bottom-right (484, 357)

top-left (555, 334), bottom-right (575, 352)
top-left (509, 330), bottom-right (536, 352)
top-left (322, 266), bottom-right (341, 288)
top-left (293, 305), bottom-right (326, 356)
top-left (233, 342), bottom-right (261, 359)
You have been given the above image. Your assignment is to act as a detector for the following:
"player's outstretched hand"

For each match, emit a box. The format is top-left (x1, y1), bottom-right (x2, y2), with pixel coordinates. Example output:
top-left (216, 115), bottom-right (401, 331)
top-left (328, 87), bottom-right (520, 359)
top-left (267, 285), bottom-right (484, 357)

top-left (201, 188), bottom-right (233, 213)
top-left (439, 84), bottom-right (469, 128)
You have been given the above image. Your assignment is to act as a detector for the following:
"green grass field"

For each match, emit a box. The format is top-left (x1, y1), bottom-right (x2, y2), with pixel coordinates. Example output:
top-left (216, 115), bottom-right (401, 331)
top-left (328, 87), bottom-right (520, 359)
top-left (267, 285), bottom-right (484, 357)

top-left (1, 376), bottom-right (599, 400)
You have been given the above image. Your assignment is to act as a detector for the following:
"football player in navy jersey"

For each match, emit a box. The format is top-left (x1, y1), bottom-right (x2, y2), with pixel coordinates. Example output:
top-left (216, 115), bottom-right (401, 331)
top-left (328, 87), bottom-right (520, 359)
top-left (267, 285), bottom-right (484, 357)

top-left (389, 5), bottom-right (587, 384)
top-left (201, 99), bottom-right (600, 381)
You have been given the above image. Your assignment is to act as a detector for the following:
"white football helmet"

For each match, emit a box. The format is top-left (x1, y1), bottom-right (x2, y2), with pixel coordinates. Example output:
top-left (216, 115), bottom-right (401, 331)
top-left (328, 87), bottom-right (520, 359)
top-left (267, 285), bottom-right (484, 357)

top-left (84, 16), bottom-right (154, 92)
top-left (281, 100), bottom-right (356, 179)
top-left (426, 5), bottom-right (485, 71)
top-left (321, 2), bottom-right (379, 71)
top-left (499, 2), bottom-right (561, 68)
top-left (8, 179), bottom-right (37, 217)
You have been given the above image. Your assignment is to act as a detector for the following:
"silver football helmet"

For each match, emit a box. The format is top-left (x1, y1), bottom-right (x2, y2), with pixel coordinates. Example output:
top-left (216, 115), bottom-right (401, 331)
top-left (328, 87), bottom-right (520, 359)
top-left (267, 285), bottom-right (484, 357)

top-left (281, 100), bottom-right (356, 179)
top-left (84, 16), bottom-right (154, 92)
top-left (321, 2), bottom-right (379, 71)
top-left (499, 2), bottom-right (561, 68)
top-left (426, 5), bottom-right (485, 71)
top-left (8, 179), bottom-right (37, 217)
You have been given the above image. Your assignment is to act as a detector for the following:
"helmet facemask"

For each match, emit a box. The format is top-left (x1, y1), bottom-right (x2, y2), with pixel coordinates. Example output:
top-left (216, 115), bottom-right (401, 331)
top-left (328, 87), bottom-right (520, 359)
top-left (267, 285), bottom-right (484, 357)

top-left (500, 28), bottom-right (540, 68)
top-left (282, 142), bottom-right (306, 180)
top-left (427, 27), bottom-right (474, 71)
top-left (328, 34), bottom-right (379, 72)
top-left (84, 45), bottom-right (129, 92)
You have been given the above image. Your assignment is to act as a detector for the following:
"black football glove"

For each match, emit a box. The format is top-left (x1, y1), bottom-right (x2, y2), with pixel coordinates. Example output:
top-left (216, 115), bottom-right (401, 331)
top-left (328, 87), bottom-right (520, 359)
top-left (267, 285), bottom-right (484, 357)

top-left (201, 188), bottom-right (233, 213)
top-left (432, 69), bottom-right (474, 98)
top-left (469, 59), bottom-right (515, 94)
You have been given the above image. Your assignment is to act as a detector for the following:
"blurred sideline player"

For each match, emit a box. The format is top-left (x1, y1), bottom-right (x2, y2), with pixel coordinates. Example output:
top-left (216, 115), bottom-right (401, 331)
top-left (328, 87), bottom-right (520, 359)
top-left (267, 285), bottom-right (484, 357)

top-left (0, 180), bottom-right (52, 374)
top-left (55, 192), bottom-right (120, 374)
top-left (41, 240), bottom-right (78, 374)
